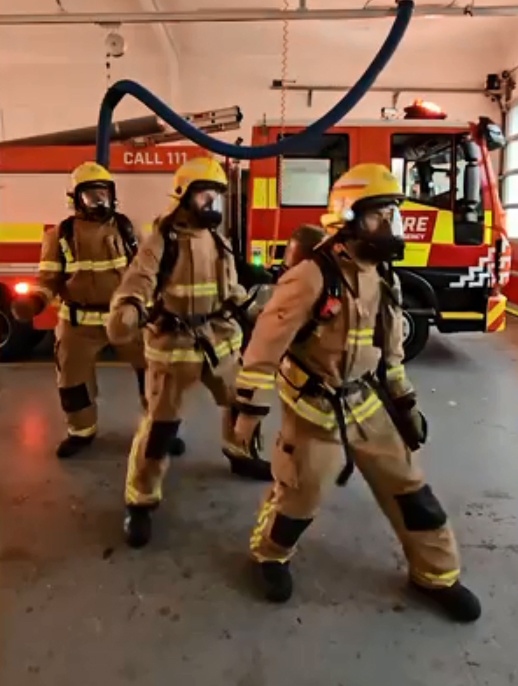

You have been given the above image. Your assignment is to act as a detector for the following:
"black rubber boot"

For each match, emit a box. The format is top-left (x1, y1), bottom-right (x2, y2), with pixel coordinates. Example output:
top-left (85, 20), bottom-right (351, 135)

top-left (167, 436), bottom-right (186, 458)
top-left (56, 434), bottom-right (95, 458)
top-left (259, 562), bottom-right (293, 603)
top-left (123, 506), bottom-right (153, 549)
top-left (227, 455), bottom-right (273, 482)
top-left (410, 580), bottom-right (481, 622)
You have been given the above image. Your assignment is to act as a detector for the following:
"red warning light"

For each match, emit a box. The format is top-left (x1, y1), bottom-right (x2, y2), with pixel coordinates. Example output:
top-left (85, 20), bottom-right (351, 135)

top-left (404, 98), bottom-right (447, 120)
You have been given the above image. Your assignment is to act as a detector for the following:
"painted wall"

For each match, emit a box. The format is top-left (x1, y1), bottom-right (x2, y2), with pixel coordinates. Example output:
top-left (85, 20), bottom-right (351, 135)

top-left (177, 16), bottom-right (509, 137)
top-left (0, 0), bottom-right (181, 141)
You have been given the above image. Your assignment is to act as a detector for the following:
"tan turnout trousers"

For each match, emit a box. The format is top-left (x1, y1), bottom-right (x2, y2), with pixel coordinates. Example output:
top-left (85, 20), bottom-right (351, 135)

top-left (250, 399), bottom-right (460, 589)
top-left (55, 319), bottom-right (145, 438)
top-left (238, 249), bottom-right (461, 589)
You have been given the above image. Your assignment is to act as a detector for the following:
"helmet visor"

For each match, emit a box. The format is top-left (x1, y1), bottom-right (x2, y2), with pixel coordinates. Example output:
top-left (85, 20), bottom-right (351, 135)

top-left (79, 186), bottom-right (112, 210)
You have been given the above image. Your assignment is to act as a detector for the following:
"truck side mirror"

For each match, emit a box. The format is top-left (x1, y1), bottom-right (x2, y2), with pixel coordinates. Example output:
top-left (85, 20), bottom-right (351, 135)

top-left (477, 117), bottom-right (506, 151)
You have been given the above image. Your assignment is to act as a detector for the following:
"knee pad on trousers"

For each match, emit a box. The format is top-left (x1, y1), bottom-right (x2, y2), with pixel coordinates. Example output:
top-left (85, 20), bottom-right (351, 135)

top-left (145, 420), bottom-right (180, 460)
top-left (270, 513), bottom-right (313, 548)
top-left (395, 484), bottom-right (447, 532)
top-left (136, 368), bottom-right (146, 398)
top-left (59, 383), bottom-right (91, 413)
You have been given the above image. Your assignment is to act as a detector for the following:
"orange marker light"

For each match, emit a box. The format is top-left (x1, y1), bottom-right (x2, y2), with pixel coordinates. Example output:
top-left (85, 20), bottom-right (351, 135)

top-left (404, 99), bottom-right (447, 120)
top-left (14, 281), bottom-right (30, 295)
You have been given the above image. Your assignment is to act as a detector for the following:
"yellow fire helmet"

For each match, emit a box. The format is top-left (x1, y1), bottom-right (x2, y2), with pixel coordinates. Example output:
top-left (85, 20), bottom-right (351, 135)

top-left (321, 163), bottom-right (405, 233)
top-left (168, 156), bottom-right (228, 212)
top-left (67, 161), bottom-right (114, 207)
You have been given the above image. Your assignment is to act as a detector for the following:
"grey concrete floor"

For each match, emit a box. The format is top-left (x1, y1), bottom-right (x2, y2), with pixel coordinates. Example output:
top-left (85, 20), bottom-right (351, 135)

top-left (1, 322), bottom-right (518, 686)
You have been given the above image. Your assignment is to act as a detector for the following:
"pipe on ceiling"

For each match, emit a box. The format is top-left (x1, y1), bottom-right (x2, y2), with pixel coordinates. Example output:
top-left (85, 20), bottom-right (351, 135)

top-left (271, 81), bottom-right (486, 94)
top-left (2, 5), bottom-right (518, 25)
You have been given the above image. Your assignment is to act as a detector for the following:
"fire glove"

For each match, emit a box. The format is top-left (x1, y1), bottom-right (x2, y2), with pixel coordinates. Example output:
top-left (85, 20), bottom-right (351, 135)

top-left (392, 394), bottom-right (428, 451)
top-left (107, 298), bottom-right (145, 345)
top-left (11, 295), bottom-right (44, 322)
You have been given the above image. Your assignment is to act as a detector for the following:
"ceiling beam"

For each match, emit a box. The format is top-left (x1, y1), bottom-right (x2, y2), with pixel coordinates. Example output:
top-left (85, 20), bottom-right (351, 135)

top-left (3, 5), bottom-right (518, 25)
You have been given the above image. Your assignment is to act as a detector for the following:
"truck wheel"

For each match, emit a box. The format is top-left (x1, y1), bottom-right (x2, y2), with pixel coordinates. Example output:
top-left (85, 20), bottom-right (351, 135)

top-left (402, 293), bottom-right (430, 362)
top-left (0, 296), bottom-right (36, 361)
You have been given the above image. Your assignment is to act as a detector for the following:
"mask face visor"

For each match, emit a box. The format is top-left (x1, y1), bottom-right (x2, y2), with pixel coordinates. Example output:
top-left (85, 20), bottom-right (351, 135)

top-left (79, 187), bottom-right (111, 210)
top-left (189, 187), bottom-right (224, 228)
top-left (390, 206), bottom-right (404, 240)
top-left (76, 182), bottom-right (115, 220)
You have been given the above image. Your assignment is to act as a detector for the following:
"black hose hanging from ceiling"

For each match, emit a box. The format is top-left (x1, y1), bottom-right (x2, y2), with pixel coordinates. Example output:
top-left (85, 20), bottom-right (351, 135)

top-left (96, 0), bottom-right (414, 166)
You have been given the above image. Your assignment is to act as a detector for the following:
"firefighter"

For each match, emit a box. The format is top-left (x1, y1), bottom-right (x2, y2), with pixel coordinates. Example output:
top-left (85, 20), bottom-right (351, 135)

top-left (232, 164), bottom-right (481, 623)
top-left (106, 156), bottom-right (272, 549)
top-left (11, 162), bottom-right (147, 458)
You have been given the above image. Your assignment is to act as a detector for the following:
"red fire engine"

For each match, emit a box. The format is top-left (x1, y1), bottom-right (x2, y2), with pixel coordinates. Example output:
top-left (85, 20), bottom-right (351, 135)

top-left (246, 101), bottom-right (511, 358)
top-left (0, 100), bottom-right (511, 361)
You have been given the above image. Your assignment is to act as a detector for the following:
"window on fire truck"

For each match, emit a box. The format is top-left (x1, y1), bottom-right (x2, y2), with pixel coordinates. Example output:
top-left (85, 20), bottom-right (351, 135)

top-left (391, 133), bottom-right (484, 244)
top-left (277, 132), bottom-right (349, 207)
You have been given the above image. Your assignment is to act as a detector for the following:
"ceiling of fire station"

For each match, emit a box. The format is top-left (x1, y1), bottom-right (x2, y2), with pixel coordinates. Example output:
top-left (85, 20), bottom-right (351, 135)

top-left (1, 0), bottom-right (518, 138)
top-left (2, 0), bottom-right (518, 67)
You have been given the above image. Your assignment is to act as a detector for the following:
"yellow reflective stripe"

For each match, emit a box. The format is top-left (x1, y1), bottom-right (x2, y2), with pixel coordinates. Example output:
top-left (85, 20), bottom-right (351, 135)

top-left (59, 237), bottom-right (74, 263)
top-left (59, 304), bottom-right (109, 326)
top-left (170, 282), bottom-right (218, 297)
top-left (125, 416), bottom-right (162, 506)
top-left (347, 336), bottom-right (374, 347)
top-left (39, 261), bottom-right (63, 272)
top-left (145, 333), bottom-right (242, 365)
top-left (237, 369), bottom-right (276, 389)
top-left (349, 394), bottom-right (382, 424)
top-left (145, 345), bottom-right (204, 363)
top-left (412, 568), bottom-right (460, 588)
top-left (386, 364), bottom-right (405, 382)
top-left (64, 256), bottom-right (128, 273)
top-left (441, 311), bottom-right (484, 320)
top-left (280, 386), bottom-right (382, 430)
top-left (279, 388), bottom-right (336, 429)
top-left (250, 500), bottom-right (276, 550)
top-left (68, 424), bottom-right (97, 438)
top-left (214, 333), bottom-right (243, 356)
top-left (348, 328), bottom-right (374, 336)
top-left (238, 370), bottom-right (276, 382)
top-left (57, 236), bottom-right (127, 272)
top-left (348, 328), bottom-right (374, 346)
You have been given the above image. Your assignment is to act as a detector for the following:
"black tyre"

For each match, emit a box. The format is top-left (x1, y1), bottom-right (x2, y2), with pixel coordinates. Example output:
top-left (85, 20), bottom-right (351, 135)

top-left (0, 292), bottom-right (37, 361)
top-left (402, 292), bottom-right (430, 362)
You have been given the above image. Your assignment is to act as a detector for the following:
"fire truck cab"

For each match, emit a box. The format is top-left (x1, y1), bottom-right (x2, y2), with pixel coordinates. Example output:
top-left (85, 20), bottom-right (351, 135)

top-left (246, 103), bottom-right (510, 359)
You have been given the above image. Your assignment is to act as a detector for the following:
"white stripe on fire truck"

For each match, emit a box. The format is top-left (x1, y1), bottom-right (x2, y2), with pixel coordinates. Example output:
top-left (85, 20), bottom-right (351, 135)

top-left (0, 263), bottom-right (39, 274)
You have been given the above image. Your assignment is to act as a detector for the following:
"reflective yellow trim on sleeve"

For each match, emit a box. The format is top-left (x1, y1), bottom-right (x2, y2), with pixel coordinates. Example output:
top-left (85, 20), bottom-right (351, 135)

top-left (347, 328), bottom-right (374, 346)
top-left (39, 261), bottom-right (63, 272)
top-left (237, 369), bottom-right (276, 390)
top-left (386, 364), bottom-right (405, 383)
